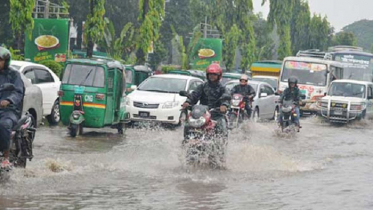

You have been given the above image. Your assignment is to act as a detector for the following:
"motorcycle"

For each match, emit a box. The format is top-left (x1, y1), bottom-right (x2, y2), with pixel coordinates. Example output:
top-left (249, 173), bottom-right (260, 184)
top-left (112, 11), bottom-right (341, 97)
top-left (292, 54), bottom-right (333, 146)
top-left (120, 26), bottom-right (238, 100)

top-left (279, 99), bottom-right (299, 132)
top-left (0, 83), bottom-right (36, 174)
top-left (227, 94), bottom-right (250, 129)
top-left (179, 91), bottom-right (231, 168)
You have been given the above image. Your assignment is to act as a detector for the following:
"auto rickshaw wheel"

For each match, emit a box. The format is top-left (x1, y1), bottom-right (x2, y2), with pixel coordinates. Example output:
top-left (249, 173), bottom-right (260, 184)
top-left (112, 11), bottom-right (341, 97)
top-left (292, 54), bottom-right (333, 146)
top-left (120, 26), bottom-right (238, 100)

top-left (117, 123), bottom-right (124, 134)
top-left (70, 124), bottom-right (83, 137)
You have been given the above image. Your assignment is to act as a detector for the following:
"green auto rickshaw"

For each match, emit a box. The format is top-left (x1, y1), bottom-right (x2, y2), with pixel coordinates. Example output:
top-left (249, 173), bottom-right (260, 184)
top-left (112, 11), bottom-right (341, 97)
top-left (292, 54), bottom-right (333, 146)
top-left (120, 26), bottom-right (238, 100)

top-left (59, 58), bottom-right (127, 137)
top-left (125, 65), bottom-right (152, 94)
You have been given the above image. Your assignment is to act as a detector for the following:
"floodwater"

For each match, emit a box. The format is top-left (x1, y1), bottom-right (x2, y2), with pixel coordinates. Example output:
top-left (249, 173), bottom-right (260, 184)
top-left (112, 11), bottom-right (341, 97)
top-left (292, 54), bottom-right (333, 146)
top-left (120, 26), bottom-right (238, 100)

top-left (1, 117), bottom-right (373, 209)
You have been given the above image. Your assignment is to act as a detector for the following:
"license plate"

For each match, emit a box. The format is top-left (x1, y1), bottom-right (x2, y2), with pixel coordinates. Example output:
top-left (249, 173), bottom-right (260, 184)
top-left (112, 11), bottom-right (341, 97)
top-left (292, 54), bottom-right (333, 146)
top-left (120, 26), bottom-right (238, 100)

top-left (138, 111), bottom-right (150, 118)
top-left (334, 110), bottom-right (343, 115)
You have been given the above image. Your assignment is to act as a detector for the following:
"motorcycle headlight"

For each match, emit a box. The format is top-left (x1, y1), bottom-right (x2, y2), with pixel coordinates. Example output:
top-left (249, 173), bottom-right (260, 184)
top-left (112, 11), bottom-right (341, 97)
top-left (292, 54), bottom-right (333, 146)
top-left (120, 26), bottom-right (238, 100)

top-left (282, 106), bottom-right (292, 113)
top-left (231, 100), bottom-right (240, 106)
top-left (188, 116), bottom-right (206, 128)
top-left (73, 114), bottom-right (80, 119)
top-left (162, 101), bottom-right (179, 109)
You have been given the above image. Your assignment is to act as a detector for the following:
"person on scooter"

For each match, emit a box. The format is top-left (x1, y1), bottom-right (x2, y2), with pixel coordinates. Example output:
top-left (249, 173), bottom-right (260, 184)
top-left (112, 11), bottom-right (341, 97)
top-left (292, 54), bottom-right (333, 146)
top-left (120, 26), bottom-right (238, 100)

top-left (278, 77), bottom-right (301, 131)
top-left (0, 47), bottom-right (24, 169)
top-left (230, 74), bottom-right (256, 118)
top-left (182, 63), bottom-right (230, 139)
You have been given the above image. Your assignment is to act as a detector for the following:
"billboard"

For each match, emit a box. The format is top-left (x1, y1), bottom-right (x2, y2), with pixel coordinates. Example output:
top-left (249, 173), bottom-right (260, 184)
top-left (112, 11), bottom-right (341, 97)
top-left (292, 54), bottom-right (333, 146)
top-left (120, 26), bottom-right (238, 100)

top-left (25, 18), bottom-right (69, 63)
top-left (190, 38), bottom-right (223, 70)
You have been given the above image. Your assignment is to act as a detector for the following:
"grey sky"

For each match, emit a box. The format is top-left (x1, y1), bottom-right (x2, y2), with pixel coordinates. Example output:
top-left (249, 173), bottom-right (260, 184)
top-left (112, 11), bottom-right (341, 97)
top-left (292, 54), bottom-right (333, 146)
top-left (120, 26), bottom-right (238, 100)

top-left (252, 0), bottom-right (373, 32)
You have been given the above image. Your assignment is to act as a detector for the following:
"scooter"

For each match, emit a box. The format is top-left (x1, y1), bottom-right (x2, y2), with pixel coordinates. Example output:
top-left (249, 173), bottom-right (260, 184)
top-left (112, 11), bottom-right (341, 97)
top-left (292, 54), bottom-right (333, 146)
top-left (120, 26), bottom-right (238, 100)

top-left (0, 83), bottom-right (36, 174)
top-left (179, 91), bottom-right (231, 168)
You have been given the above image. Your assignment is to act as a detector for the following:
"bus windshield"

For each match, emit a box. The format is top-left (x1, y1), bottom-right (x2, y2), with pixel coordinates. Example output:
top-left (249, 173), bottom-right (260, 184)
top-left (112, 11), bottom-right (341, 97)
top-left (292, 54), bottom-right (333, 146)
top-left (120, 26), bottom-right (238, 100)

top-left (334, 53), bottom-right (373, 82)
top-left (281, 61), bottom-right (328, 86)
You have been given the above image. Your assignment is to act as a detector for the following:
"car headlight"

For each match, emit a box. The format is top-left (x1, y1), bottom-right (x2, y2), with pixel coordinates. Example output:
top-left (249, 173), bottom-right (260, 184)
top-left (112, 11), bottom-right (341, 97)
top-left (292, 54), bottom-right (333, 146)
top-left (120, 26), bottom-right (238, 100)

top-left (73, 114), bottom-right (80, 119)
top-left (188, 116), bottom-right (206, 128)
top-left (350, 104), bottom-right (364, 111)
top-left (162, 101), bottom-right (179, 109)
top-left (231, 99), bottom-right (240, 106)
top-left (126, 98), bottom-right (131, 106)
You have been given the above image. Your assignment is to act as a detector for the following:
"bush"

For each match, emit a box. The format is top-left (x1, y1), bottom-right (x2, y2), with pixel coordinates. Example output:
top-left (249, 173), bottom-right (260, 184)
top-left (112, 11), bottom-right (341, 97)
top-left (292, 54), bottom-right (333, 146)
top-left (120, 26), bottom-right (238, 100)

top-left (39, 60), bottom-right (64, 77)
top-left (161, 65), bottom-right (181, 73)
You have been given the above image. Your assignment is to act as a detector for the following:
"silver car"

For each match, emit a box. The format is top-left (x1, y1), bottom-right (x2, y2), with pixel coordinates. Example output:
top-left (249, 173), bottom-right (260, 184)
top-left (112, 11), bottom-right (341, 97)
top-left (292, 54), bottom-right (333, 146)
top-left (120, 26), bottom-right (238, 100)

top-left (225, 80), bottom-right (280, 121)
top-left (10, 67), bottom-right (43, 126)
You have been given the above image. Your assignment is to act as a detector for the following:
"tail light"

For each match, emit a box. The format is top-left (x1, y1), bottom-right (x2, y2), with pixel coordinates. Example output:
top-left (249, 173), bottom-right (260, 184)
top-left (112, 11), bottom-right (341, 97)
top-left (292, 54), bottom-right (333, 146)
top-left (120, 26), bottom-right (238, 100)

top-left (95, 94), bottom-right (105, 100)
top-left (58, 90), bottom-right (64, 97)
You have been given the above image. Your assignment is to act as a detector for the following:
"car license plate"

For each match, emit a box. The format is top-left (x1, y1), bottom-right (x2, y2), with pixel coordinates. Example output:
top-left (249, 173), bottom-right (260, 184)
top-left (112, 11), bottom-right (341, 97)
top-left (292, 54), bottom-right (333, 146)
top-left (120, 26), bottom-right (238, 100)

top-left (334, 110), bottom-right (343, 115)
top-left (138, 111), bottom-right (150, 118)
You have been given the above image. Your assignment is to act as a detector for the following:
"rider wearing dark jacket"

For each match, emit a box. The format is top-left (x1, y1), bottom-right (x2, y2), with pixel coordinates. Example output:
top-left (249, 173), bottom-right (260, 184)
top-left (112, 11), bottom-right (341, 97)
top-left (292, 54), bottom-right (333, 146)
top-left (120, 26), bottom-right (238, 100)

top-left (0, 47), bottom-right (24, 169)
top-left (278, 77), bottom-right (301, 130)
top-left (230, 74), bottom-right (256, 117)
top-left (182, 63), bottom-right (230, 138)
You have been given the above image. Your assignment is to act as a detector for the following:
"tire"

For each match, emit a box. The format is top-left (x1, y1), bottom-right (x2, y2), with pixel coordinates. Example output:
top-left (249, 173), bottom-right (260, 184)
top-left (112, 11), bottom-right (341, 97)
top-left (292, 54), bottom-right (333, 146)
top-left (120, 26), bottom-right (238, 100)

top-left (252, 107), bottom-right (260, 123)
top-left (117, 123), bottom-right (124, 134)
top-left (69, 124), bottom-right (83, 137)
top-left (357, 110), bottom-right (366, 121)
top-left (47, 100), bottom-right (60, 126)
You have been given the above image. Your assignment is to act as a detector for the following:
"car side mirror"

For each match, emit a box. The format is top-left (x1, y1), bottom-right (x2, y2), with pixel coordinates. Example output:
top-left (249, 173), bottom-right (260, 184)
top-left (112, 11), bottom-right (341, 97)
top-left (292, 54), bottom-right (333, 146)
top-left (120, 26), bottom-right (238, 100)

top-left (130, 85), bottom-right (137, 90)
top-left (260, 93), bottom-right (268, 98)
top-left (179, 90), bottom-right (188, 97)
top-left (1, 83), bottom-right (15, 91)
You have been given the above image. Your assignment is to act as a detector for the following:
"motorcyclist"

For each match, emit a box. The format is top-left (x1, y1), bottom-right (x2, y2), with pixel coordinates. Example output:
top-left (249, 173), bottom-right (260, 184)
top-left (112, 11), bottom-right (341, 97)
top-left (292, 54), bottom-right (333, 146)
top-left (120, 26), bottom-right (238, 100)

top-left (278, 77), bottom-right (301, 131)
top-left (0, 47), bottom-right (24, 169)
top-left (182, 63), bottom-right (230, 139)
top-left (230, 74), bottom-right (256, 118)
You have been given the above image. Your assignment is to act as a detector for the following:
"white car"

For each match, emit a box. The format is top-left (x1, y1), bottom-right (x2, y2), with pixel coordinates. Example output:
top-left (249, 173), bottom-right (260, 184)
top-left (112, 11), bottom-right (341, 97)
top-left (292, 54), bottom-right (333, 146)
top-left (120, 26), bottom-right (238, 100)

top-left (10, 61), bottom-right (61, 125)
top-left (126, 74), bottom-right (204, 125)
top-left (252, 75), bottom-right (279, 91)
top-left (319, 79), bottom-right (373, 123)
top-left (225, 80), bottom-right (280, 121)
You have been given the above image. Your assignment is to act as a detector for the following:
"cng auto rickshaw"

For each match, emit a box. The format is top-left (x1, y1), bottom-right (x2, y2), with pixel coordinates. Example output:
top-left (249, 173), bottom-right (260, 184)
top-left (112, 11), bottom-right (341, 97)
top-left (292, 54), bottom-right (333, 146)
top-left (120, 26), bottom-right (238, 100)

top-left (58, 58), bottom-right (127, 137)
top-left (125, 65), bottom-right (152, 94)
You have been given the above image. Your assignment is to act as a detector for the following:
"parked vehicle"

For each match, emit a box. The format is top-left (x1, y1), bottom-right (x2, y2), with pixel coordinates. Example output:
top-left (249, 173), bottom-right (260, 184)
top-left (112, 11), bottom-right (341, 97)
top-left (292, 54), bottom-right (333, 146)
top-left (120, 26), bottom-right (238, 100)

top-left (11, 61), bottom-right (60, 125)
top-left (125, 65), bottom-right (152, 94)
top-left (227, 93), bottom-right (248, 129)
top-left (179, 91), bottom-right (231, 168)
top-left (0, 83), bottom-right (36, 173)
top-left (252, 75), bottom-right (279, 91)
top-left (126, 74), bottom-right (204, 125)
top-left (59, 58), bottom-right (127, 137)
top-left (167, 70), bottom-right (206, 81)
top-left (224, 80), bottom-right (280, 121)
top-left (9, 65), bottom-right (43, 126)
top-left (279, 56), bottom-right (344, 114)
top-left (319, 80), bottom-right (373, 123)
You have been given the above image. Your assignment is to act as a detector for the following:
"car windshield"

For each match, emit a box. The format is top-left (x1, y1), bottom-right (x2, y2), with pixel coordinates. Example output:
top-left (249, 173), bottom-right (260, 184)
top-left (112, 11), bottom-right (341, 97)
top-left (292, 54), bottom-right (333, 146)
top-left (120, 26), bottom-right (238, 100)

top-left (328, 82), bottom-right (366, 98)
top-left (252, 77), bottom-right (278, 89)
top-left (281, 61), bottom-right (328, 86)
top-left (10, 65), bottom-right (21, 71)
top-left (62, 64), bottom-right (105, 87)
top-left (125, 70), bottom-right (133, 83)
top-left (334, 54), bottom-right (373, 82)
top-left (137, 77), bottom-right (187, 93)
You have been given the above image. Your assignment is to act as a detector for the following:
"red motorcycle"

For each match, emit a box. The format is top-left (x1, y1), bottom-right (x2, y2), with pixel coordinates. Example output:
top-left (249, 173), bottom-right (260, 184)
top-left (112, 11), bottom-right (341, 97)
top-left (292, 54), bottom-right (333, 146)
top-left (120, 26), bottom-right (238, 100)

top-left (179, 91), bottom-right (231, 168)
top-left (227, 94), bottom-right (247, 129)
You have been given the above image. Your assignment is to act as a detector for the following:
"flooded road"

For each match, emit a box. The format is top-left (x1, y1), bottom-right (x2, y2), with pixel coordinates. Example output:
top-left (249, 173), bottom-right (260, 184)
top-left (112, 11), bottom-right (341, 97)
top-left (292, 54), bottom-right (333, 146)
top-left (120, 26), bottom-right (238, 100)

top-left (1, 118), bottom-right (373, 209)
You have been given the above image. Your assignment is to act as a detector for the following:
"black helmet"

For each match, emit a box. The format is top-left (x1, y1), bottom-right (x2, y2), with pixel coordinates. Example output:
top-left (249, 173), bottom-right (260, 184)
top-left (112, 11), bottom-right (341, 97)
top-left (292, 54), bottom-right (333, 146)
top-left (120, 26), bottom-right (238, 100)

top-left (0, 47), bottom-right (11, 69)
top-left (288, 77), bottom-right (298, 87)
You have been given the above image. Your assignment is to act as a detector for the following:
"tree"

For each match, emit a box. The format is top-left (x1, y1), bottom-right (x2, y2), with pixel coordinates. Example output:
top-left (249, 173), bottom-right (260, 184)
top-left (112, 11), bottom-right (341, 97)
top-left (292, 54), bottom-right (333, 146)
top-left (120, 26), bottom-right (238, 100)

top-left (136, 0), bottom-right (165, 64)
top-left (309, 14), bottom-right (330, 50)
top-left (223, 24), bottom-right (240, 71)
top-left (85, 0), bottom-right (106, 58)
top-left (263, 0), bottom-right (293, 59)
top-left (253, 14), bottom-right (275, 60)
top-left (334, 31), bottom-right (357, 46)
top-left (291, 0), bottom-right (311, 54)
top-left (9, 0), bottom-right (35, 51)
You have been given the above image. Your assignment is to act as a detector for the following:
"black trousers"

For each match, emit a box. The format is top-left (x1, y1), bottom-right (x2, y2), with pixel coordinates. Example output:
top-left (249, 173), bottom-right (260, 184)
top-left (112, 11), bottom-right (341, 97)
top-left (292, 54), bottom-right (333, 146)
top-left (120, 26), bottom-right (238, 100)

top-left (0, 111), bottom-right (17, 151)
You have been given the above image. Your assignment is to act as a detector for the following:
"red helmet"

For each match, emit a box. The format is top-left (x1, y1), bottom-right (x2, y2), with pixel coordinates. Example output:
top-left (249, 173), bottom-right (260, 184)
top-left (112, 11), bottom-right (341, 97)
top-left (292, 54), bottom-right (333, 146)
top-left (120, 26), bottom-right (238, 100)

top-left (206, 63), bottom-right (222, 78)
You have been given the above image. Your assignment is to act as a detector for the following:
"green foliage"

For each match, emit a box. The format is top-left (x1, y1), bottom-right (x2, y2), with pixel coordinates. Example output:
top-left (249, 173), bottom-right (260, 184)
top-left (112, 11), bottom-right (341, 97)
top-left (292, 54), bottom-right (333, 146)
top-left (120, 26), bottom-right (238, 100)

top-left (291, 0), bottom-right (311, 54)
top-left (9, 47), bottom-right (24, 61)
top-left (179, 36), bottom-right (188, 69)
top-left (224, 24), bottom-right (240, 71)
top-left (39, 60), bottom-right (63, 77)
top-left (0, 1), bottom-right (13, 46)
top-left (149, 39), bottom-right (168, 70)
top-left (341, 19), bottom-right (373, 50)
top-left (309, 14), bottom-right (330, 50)
top-left (9, 0), bottom-right (35, 49)
top-left (85, 0), bottom-right (106, 57)
top-left (161, 65), bottom-right (181, 73)
top-left (137, 0), bottom-right (166, 63)
top-left (253, 14), bottom-right (274, 60)
top-left (334, 32), bottom-right (357, 46)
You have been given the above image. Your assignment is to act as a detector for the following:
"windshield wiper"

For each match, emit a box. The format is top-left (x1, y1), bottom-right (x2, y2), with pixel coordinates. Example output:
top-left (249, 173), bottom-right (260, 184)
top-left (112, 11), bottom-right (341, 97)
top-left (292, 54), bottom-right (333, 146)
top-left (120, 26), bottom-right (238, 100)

top-left (79, 69), bottom-right (94, 86)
